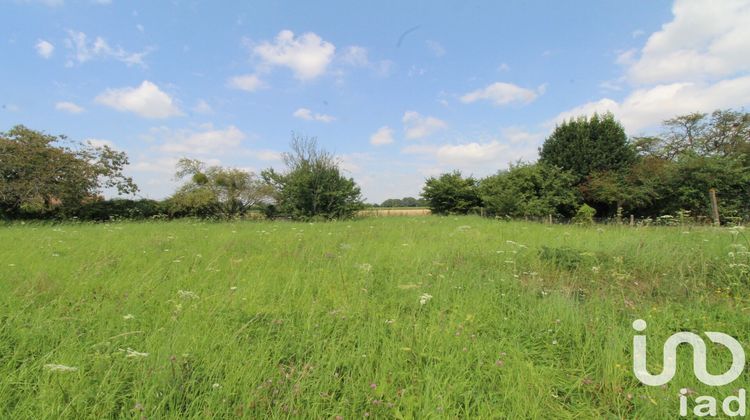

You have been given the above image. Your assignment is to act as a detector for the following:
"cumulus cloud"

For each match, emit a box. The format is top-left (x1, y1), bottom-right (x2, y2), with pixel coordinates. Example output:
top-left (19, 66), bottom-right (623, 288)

top-left (95, 80), bottom-right (181, 119)
top-left (158, 125), bottom-right (246, 155)
top-left (55, 101), bottom-right (84, 114)
top-left (460, 82), bottom-right (544, 106)
top-left (64, 30), bottom-right (150, 67)
top-left (227, 74), bottom-right (264, 92)
top-left (402, 139), bottom-right (538, 172)
top-left (553, 76), bottom-right (750, 133)
top-left (370, 126), bottom-right (394, 146)
top-left (402, 111), bottom-right (447, 140)
top-left (624, 0), bottom-right (750, 84)
top-left (35, 39), bottom-right (54, 58)
top-left (253, 30), bottom-right (335, 80)
top-left (292, 107), bottom-right (335, 123)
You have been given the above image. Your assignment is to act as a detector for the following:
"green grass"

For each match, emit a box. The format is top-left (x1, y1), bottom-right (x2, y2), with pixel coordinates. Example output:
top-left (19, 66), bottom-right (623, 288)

top-left (1, 217), bottom-right (749, 418)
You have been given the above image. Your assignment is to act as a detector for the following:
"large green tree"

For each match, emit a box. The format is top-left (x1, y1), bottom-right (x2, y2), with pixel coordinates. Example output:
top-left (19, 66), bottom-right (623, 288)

top-left (0, 125), bottom-right (137, 217)
top-left (169, 158), bottom-right (273, 218)
top-left (539, 113), bottom-right (636, 182)
top-left (421, 171), bottom-right (481, 215)
top-left (261, 135), bottom-right (363, 220)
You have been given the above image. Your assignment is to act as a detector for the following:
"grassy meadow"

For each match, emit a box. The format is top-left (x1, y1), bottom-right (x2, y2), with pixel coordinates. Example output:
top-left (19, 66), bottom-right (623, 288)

top-left (1, 217), bottom-right (749, 418)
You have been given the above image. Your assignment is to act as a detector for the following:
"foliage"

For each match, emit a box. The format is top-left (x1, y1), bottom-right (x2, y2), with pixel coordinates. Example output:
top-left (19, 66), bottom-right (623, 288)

top-left (637, 109), bottom-right (750, 159)
top-left (421, 171), bottom-right (482, 215)
top-left (169, 158), bottom-right (272, 219)
top-left (658, 153), bottom-right (750, 221)
top-left (75, 198), bottom-right (167, 221)
top-left (539, 113), bottom-right (635, 181)
top-left (572, 203), bottom-right (596, 225)
top-left (480, 163), bottom-right (579, 219)
top-left (0, 125), bottom-right (137, 218)
top-left (261, 135), bottom-right (363, 220)
top-left (379, 197), bottom-right (428, 208)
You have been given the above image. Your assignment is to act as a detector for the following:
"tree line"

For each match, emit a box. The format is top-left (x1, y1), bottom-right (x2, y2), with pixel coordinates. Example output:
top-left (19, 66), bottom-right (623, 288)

top-left (2, 108), bottom-right (748, 223)
top-left (0, 132), bottom-right (361, 221)
top-left (422, 109), bottom-right (750, 224)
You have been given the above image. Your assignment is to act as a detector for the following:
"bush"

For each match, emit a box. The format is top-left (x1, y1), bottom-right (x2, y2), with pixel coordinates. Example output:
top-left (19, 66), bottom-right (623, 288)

top-left (421, 171), bottom-right (482, 215)
top-left (75, 199), bottom-right (167, 221)
top-left (572, 204), bottom-right (596, 225)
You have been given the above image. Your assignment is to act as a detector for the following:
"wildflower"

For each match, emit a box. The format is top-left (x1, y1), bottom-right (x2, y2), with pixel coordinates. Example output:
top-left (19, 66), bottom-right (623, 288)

top-left (125, 348), bottom-right (149, 358)
top-left (357, 263), bottom-right (372, 273)
top-left (230, 286), bottom-right (238, 291)
top-left (384, 319), bottom-right (395, 324)
top-left (177, 290), bottom-right (199, 299)
top-left (419, 293), bottom-right (433, 305)
top-left (212, 383), bottom-right (221, 389)
top-left (44, 364), bottom-right (78, 372)
top-left (370, 383), bottom-right (377, 390)
top-left (123, 314), bottom-right (135, 320)
top-left (495, 359), bottom-right (504, 366)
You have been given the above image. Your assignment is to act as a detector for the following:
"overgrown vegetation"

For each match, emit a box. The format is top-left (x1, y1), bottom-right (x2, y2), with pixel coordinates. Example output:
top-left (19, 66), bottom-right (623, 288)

top-left (2, 217), bottom-right (748, 417)
top-left (423, 109), bottom-right (750, 223)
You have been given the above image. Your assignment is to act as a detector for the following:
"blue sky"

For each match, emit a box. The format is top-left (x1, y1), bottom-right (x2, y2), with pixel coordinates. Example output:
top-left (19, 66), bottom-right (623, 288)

top-left (2, 0), bottom-right (749, 203)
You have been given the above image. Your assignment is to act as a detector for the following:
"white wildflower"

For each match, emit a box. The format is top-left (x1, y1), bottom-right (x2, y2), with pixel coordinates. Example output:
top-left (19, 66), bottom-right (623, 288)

top-left (212, 383), bottom-right (221, 389)
top-left (230, 286), bottom-right (238, 291)
top-left (177, 290), bottom-right (199, 299)
top-left (357, 263), bottom-right (372, 273)
top-left (44, 364), bottom-right (78, 372)
top-left (123, 314), bottom-right (135, 320)
top-left (419, 293), bottom-right (433, 305)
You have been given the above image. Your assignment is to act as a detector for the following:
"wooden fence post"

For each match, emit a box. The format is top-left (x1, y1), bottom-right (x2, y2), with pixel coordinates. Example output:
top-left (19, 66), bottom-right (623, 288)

top-left (709, 188), bottom-right (720, 226)
top-left (630, 214), bottom-right (634, 226)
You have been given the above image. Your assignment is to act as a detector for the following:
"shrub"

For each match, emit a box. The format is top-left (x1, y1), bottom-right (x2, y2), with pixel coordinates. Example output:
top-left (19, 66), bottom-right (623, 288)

top-left (572, 204), bottom-right (596, 225)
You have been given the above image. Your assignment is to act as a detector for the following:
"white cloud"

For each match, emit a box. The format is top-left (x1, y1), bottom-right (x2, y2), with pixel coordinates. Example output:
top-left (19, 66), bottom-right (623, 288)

top-left (64, 30), bottom-right (150, 67)
top-left (498, 63), bottom-right (511, 72)
top-left (401, 139), bottom-right (538, 172)
top-left (227, 74), bottom-right (264, 92)
top-left (402, 111), bottom-right (447, 140)
top-left (340, 46), bottom-right (369, 67)
top-left (158, 125), bottom-right (246, 155)
top-left (426, 40), bottom-right (446, 57)
top-left (501, 127), bottom-right (545, 144)
top-left (552, 75), bottom-right (750, 133)
top-left (253, 30), bottom-right (335, 80)
top-left (370, 126), bottom-right (394, 146)
top-left (292, 107), bottom-right (335, 123)
top-left (625, 0), bottom-right (750, 84)
top-left (95, 80), bottom-right (181, 119)
top-left (192, 99), bottom-right (212, 114)
top-left (35, 39), bottom-right (54, 58)
top-left (55, 101), bottom-right (84, 114)
top-left (460, 82), bottom-right (544, 106)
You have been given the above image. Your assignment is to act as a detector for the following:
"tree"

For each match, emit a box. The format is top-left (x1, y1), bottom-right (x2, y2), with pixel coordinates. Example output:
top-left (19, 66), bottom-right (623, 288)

top-left (0, 125), bottom-right (137, 218)
top-left (261, 135), bottom-right (363, 220)
top-left (169, 158), bottom-right (272, 218)
top-left (640, 109), bottom-right (750, 160)
top-left (480, 163), bottom-right (579, 218)
top-left (539, 113), bottom-right (636, 181)
top-left (421, 171), bottom-right (482, 215)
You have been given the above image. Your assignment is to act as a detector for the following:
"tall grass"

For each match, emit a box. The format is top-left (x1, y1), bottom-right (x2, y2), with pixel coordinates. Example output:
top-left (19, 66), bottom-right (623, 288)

top-left (0, 217), bottom-right (748, 418)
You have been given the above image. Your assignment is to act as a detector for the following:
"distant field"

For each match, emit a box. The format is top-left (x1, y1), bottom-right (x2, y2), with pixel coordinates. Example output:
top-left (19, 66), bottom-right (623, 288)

top-left (1, 217), bottom-right (748, 418)
top-left (358, 207), bottom-right (431, 217)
